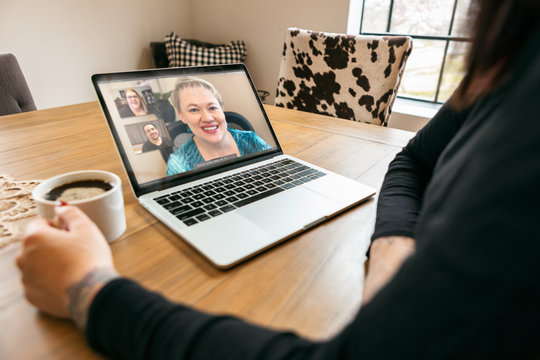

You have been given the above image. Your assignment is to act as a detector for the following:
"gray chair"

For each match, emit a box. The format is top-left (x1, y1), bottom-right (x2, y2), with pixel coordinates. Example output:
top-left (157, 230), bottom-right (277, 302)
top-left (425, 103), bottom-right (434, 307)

top-left (0, 53), bottom-right (36, 116)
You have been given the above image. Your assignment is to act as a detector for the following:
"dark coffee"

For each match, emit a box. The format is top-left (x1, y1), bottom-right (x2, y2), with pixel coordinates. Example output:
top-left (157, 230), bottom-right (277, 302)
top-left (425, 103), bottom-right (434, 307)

top-left (45, 179), bottom-right (113, 201)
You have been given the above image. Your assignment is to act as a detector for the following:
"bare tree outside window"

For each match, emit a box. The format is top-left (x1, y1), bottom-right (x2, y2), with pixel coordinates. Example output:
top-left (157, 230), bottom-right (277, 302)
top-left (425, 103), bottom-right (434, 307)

top-left (359, 0), bottom-right (472, 103)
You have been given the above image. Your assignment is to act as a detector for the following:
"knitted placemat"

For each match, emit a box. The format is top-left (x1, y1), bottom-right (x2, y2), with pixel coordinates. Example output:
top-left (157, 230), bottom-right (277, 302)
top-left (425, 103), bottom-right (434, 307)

top-left (0, 175), bottom-right (41, 249)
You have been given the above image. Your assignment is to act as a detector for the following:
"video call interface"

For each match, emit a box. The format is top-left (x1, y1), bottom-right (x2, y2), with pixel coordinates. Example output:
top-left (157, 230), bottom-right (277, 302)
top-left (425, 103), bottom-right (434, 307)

top-left (95, 69), bottom-right (278, 188)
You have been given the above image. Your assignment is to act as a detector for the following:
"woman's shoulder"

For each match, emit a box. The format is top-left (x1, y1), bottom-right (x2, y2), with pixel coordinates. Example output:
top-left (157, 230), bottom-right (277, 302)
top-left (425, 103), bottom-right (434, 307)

top-left (228, 128), bottom-right (253, 136)
top-left (228, 128), bottom-right (263, 142)
top-left (228, 128), bottom-right (260, 143)
top-left (169, 137), bottom-right (196, 162)
top-left (118, 106), bottom-right (134, 118)
top-left (176, 135), bottom-right (196, 151)
top-left (167, 137), bottom-right (198, 175)
top-left (228, 128), bottom-right (271, 154)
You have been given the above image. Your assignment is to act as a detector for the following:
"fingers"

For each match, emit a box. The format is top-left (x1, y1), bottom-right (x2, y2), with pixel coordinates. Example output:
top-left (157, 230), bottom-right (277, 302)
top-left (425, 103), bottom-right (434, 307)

top-left (24, 217), bottom-right (55, 235)
top-left (23, 218), bottom-right (60, 247)
top-left (15, 252), bottom-right (23, 270)
top-left (55, 206), bottom-right (109, 248)
top-left (25, 205), bottom-right (101, 240)
top-left (55, 206), bottom-right (94, 232)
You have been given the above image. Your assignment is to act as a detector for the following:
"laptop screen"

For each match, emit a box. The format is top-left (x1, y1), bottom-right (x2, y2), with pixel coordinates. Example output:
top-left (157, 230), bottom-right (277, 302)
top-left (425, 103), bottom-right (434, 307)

top-left (92, 64), bottom-right (281, 196)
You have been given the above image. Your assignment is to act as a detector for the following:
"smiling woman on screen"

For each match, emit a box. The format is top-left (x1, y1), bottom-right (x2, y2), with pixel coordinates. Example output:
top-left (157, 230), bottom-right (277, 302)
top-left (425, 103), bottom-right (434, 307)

top-left (166, 77), bottom-right (271, 175)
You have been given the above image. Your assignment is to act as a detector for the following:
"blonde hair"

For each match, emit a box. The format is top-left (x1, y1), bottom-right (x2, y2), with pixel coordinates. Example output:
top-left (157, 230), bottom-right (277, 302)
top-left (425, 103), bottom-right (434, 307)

top-left (170, 77), bottom-right (224, 113)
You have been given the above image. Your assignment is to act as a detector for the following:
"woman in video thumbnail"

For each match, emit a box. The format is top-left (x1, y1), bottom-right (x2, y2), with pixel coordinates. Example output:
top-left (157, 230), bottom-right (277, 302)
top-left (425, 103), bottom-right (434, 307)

top-left (166, 77), bottom-right (271, 175)
top-left (119, 88), bottom-right (149, 118)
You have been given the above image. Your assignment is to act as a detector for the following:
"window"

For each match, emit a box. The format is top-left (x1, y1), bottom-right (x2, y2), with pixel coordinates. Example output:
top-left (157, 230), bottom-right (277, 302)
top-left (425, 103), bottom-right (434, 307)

top-left (357, 0), bottom-right (473, 103)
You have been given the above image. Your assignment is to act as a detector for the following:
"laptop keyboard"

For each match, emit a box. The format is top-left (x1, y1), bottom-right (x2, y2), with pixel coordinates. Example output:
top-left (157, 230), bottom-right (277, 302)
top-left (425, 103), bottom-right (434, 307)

top-left (153, 158), bottom-right (326, 226)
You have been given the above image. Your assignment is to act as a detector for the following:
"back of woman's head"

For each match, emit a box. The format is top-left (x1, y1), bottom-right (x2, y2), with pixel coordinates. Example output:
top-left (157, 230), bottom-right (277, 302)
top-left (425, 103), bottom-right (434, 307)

top-left (451, 0), bottom-right (540, 108)
top-left (171, 77), bottom-right (224, 113)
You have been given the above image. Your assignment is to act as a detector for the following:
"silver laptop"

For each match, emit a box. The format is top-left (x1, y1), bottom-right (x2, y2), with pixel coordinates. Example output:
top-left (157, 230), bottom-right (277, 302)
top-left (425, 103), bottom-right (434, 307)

top-left (92, 64), bottom-right (375, 268)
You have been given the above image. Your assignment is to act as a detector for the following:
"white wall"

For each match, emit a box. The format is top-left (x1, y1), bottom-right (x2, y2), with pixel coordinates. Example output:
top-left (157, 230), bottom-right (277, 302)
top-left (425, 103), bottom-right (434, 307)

top-left (1, 0), bottom-right (428, 131)
top-left (190, 0), bottom-right (350, 104)
top-left (0, 0), bottom-right (350, 109)
top-left (0, 0), bottom-right (191, 109)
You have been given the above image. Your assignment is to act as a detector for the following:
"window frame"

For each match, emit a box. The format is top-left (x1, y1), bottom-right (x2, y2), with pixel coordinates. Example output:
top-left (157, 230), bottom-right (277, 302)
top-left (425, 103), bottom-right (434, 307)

top-left (358, 0), bottom-right (472, 104)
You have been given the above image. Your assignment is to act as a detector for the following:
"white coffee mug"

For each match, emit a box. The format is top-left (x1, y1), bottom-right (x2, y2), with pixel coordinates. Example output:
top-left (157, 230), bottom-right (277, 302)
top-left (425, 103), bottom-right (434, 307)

top-left (32, 170), bottom-right (126, 242)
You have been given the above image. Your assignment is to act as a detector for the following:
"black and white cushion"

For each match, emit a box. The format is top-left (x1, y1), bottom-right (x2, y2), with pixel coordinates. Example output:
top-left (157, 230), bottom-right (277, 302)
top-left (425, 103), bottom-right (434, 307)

top-left (165, 32), bottom-right (247, 67)
top-left (275, 28), bottom-right (413, 126)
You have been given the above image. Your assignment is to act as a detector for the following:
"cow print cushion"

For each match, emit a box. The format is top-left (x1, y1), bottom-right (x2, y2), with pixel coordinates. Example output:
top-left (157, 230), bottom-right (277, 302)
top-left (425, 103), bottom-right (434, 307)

top-left (275, 28), bottom-right (412, 126)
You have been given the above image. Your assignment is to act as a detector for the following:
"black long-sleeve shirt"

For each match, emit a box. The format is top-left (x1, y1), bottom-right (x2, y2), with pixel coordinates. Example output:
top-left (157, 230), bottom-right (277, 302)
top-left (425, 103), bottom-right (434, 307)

top-left (87, 30), bottom-right (540, 359)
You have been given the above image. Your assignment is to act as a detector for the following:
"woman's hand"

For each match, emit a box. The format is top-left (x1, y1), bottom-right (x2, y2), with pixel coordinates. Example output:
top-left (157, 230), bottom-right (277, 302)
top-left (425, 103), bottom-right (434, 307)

top-left (362, 236), bottom-right (416, 305)
top-left (16, 205), bottom-right (116, 320)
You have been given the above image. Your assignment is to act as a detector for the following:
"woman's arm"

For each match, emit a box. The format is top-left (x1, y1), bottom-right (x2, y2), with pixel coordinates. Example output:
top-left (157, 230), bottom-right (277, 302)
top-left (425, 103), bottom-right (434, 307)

top-left (16, 206), bottom-right (321, 359)
top-left (372, 103), bottom-right (468, 240)
top-left (88, 278), bottom-right (319, 359)
top-left (363, 104), bottom-right (469, 302)
top-left (361, 235), bottom-right (415, 305)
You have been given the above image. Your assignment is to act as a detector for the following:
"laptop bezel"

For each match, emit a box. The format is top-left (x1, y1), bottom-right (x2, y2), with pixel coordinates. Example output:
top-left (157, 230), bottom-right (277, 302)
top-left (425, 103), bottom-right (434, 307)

top-left (92, 64), bottom-right (283, 198)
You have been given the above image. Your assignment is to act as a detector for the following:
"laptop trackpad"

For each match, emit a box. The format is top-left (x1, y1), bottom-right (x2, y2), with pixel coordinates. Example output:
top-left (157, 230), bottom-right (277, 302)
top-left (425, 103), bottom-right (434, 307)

top-left (237, 187), bottom-right (341, 238)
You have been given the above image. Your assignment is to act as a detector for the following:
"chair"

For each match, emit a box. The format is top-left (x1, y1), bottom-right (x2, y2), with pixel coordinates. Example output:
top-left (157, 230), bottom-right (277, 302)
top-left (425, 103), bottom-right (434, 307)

top-left (275, 28), bottom-right (412, 126)
top-left (223, 111), bottom-right (254, 132)
top-left (0, 53), bottom-right (36, 116)
top-left (150, 38), bottom-right (225, 69)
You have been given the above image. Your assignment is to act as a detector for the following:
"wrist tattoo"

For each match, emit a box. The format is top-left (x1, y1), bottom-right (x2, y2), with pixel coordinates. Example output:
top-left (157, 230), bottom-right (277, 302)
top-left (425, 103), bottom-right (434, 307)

top-left (67, 268), bottom-right (119, 330)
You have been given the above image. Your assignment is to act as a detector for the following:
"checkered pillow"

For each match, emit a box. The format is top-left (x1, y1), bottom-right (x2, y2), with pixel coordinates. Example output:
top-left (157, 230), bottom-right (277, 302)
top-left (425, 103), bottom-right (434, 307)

top-left (165, 32), bottom-right (247, 67)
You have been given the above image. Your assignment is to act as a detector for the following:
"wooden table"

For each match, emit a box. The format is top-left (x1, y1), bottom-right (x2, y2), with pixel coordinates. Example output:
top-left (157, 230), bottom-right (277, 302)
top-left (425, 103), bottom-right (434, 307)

top-left (0, 102), bottom-right (414, 359)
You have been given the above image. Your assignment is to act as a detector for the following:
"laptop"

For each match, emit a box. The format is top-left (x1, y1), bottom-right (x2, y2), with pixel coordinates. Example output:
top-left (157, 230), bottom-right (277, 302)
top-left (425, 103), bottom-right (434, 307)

top-left (92, 64), bottom-right (375, 268)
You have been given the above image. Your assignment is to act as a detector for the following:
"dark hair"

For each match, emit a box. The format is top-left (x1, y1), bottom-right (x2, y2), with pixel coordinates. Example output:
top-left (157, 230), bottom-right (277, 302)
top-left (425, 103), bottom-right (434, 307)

top-left (142, 123), bottom-right (156, 131)
top-left (451, 0), bottom-right (540, 109)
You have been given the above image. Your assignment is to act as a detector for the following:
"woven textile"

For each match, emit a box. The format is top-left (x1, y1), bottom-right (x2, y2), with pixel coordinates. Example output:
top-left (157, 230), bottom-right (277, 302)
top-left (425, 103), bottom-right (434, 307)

top-left (275, 28), bottom-right (412, 126)
top-left (0, 175), bottom-right (41, 249)
top-left (165, 32), bottom-right (247, 67)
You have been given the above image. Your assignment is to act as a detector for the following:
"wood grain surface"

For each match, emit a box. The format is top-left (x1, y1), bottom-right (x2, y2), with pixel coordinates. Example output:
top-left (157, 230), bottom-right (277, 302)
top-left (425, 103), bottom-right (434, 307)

top-left (0, 103), bottom-right (414, 359)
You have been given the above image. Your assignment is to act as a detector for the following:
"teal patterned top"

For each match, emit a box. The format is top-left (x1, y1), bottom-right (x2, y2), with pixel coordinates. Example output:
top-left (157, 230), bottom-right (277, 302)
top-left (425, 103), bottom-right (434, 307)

top-left (166, 129), bottom-right (272, 176)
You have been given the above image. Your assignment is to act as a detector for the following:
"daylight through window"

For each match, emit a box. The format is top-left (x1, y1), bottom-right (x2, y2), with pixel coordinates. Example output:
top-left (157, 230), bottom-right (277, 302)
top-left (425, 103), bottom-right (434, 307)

top-left (359, 0), bottom-right (473, 103)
